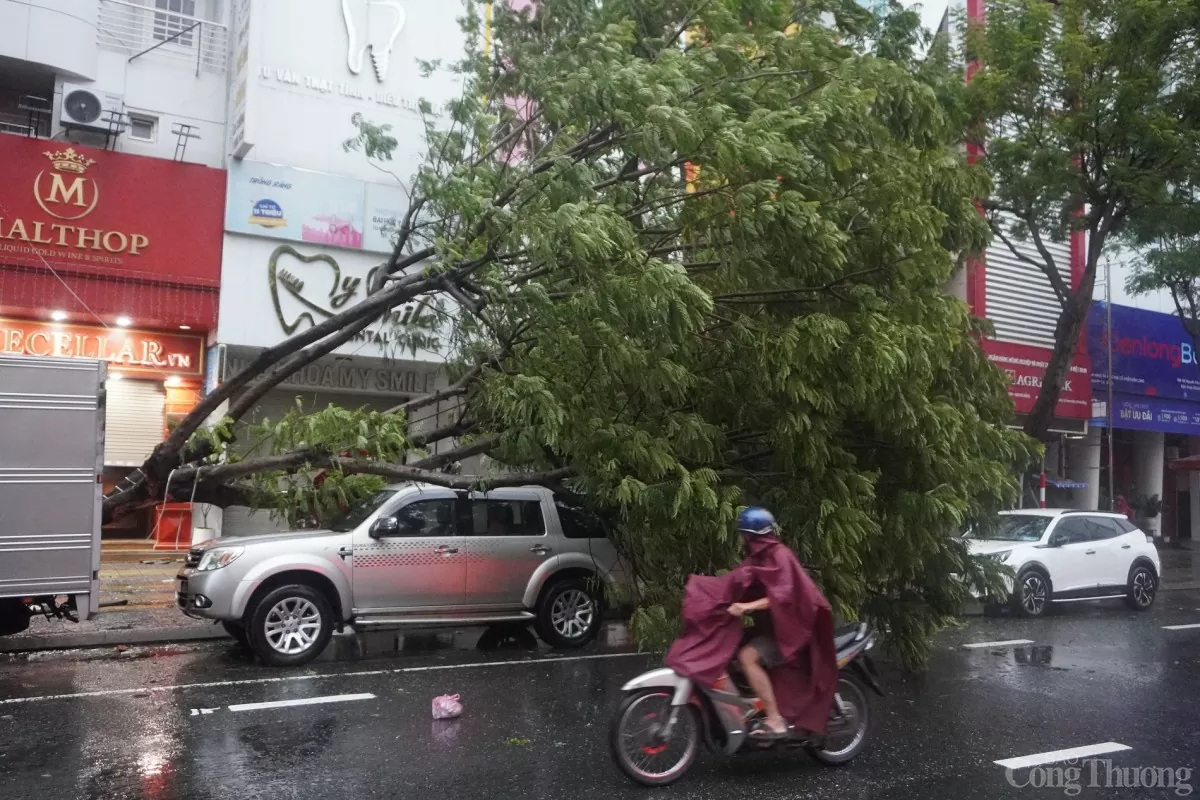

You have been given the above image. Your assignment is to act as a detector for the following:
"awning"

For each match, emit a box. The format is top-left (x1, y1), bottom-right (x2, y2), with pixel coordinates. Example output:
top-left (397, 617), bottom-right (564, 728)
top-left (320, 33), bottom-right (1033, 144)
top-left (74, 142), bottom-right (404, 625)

top-left (1046, 479), bottom-right (1088, 489)
top-left (1169, 455), bottom-right (1200, 472)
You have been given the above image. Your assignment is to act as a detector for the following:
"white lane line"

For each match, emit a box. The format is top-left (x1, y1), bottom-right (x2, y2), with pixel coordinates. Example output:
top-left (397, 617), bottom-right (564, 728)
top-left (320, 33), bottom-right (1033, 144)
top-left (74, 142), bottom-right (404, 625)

top-left (1163, 623), bottom-right (1200, 631)
top-left (995, 743), bottom-right (1132, 770)
top-left (0, 652), bottom-right (647, 706)
top-left (228, 693), bottom-right (375, 712)
top-left (962, 639), bottom-right (1034, 649)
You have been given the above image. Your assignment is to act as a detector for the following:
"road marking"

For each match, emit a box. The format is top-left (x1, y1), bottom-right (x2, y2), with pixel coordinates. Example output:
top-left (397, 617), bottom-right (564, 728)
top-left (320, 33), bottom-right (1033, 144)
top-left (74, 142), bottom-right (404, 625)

top-left (0, 652), bottom-right (647, 706)
top-left (1163, 623), bottom-right (1200, 631)
top-left (995, 742), bottom-right (1132, 770)
top-left (228, 693), bottom-right (375, 712)
top-left (962, 639), bottom-right (1034, 649)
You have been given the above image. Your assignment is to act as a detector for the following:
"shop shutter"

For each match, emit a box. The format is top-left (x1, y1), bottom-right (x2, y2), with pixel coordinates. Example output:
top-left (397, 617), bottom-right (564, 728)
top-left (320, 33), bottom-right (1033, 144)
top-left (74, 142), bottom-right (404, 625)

top-left (105, 378), bottom-right (166, 466)
top-left (221, 505), bottom-right (292, 537)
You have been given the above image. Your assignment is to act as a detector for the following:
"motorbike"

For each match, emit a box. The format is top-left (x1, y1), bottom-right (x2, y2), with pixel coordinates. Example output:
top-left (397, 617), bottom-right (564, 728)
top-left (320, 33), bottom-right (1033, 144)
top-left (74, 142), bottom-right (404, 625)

top-left (609, 621), bottom-right (883, 786)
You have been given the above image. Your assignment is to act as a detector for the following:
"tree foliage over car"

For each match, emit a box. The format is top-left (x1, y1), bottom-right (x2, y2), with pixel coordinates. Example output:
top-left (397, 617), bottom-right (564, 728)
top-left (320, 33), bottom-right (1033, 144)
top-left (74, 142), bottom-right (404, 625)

top-left (106, 0), bottom-right (1035, 667)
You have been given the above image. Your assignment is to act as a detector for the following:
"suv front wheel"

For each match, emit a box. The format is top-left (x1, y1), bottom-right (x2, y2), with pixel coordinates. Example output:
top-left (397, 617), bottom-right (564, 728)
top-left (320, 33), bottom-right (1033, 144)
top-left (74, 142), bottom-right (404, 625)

top-left (535, 577), bottom-right (602, 649)
top-left (1125, 564), bottom-right (1157, 611)
top-left (246, 584), bottom-right (335, 667)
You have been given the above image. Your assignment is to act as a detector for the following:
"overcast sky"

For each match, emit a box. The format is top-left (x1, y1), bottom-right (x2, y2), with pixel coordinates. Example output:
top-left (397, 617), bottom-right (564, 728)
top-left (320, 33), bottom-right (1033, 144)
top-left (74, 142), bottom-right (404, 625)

top-left (904, 0), bottom-right (951, 37)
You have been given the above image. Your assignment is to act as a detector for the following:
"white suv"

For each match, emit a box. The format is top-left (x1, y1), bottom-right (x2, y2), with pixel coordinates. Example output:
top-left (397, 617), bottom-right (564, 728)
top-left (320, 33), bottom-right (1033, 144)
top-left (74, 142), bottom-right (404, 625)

top-left (966, 509), bottom-right (1161, 617)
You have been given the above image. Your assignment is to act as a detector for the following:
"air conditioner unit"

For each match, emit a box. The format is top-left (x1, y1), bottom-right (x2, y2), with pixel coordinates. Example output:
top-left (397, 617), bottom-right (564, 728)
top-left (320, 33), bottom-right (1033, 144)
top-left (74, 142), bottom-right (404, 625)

top-left (59, 83), bottom-right (124, 131)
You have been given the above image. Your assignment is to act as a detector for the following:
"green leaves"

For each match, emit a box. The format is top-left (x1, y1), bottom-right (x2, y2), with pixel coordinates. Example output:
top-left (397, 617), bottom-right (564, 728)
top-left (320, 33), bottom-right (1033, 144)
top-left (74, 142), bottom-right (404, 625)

top-left (197, 0), bottom-right (1041, 669)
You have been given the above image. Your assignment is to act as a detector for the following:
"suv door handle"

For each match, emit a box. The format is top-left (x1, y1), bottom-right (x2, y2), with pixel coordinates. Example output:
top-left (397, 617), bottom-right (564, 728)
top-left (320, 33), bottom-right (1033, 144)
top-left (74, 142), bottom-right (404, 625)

top-left (436, 545), bottom-right (459, 555)
top-left (1121, 544), bottom-right (1132, 549)
top-left (1085, 549), bottom-right (1096, 555)
top-left (337, 546), bottom-right (353, 561)
top-left (530, 545), bottom-right (552, 555)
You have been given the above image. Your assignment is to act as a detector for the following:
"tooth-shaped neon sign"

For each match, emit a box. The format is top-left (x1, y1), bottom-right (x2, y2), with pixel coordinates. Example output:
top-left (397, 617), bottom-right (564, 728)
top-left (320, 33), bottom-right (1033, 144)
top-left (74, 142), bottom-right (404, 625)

top-left (342, 0), bottom-right (407, 82)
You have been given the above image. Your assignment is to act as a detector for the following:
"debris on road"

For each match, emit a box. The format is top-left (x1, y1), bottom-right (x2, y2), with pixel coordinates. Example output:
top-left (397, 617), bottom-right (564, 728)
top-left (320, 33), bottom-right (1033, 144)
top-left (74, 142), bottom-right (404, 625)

top-left (432, 694), bottom-right (462, 720)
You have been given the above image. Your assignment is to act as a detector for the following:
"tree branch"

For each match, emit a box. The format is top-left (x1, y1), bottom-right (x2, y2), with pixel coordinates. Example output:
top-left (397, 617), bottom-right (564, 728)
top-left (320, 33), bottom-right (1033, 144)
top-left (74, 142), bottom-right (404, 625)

top-left (409, 434), bottom-right (501, 471)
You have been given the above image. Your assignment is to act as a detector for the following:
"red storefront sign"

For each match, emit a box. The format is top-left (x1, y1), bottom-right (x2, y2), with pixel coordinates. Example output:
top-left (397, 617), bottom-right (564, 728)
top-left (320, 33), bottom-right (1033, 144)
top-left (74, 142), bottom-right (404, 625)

top-left (0, 317), bottom-right (204, 377)
top-left (0, 137), bottom-right (225, 330)
top-left (982, 339), bottom-right (1092, 420)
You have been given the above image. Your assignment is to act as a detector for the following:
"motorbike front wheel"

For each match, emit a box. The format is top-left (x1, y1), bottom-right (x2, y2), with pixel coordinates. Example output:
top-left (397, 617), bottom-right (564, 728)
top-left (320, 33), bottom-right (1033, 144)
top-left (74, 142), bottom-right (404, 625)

top-left (609, 689), bottom-right (700, 786)
top-left (807, 670), bottom-right (873, 766)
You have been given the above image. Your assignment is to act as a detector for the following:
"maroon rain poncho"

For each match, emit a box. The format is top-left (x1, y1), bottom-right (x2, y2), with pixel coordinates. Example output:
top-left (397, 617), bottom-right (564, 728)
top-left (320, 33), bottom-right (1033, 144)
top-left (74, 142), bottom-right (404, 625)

top-left (665, 534), bottom-right (837, 733)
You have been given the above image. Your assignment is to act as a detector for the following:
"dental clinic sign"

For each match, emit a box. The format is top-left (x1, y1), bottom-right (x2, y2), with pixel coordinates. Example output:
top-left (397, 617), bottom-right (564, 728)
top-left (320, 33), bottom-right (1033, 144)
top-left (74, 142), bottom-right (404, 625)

top-left (1088, 302), bottom-right (1200, 402)
top-left (230, 0), bottom-right (465, 181)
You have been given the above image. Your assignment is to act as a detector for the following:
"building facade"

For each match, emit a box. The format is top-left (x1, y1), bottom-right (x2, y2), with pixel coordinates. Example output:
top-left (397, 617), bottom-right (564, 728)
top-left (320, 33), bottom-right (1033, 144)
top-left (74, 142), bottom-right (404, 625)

top-left (0, 130), bottom-right (225, 538)
top-left (209, 0), bottom-right (466, 535)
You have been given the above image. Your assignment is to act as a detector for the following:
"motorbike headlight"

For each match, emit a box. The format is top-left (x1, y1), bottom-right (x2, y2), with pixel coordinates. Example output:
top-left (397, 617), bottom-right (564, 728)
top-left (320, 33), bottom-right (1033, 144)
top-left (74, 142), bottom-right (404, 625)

top-left (196, 547), bottom-right (244, 571)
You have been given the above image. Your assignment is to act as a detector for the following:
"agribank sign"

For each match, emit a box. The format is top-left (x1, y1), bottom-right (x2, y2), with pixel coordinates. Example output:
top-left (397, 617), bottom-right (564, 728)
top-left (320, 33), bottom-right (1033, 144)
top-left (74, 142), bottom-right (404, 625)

top-left (228, 0), bottom-right (465, 182)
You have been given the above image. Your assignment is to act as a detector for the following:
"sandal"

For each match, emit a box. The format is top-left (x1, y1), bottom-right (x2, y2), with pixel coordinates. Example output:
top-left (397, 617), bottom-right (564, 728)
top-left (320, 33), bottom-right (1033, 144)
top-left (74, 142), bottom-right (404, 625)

top-left (748, 722), bottom-right (790, 741)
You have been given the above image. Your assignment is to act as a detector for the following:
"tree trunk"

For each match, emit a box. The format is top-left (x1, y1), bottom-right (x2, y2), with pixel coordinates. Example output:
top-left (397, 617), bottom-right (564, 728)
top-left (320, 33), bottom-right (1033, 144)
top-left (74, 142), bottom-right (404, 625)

top-left (1023, 267), bottom-right (1099, 441)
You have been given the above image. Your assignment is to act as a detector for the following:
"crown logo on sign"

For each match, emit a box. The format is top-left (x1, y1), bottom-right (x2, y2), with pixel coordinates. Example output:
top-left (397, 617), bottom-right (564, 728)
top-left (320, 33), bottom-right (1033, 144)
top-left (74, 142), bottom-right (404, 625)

top-left (42, 148), bottom-right (96, 174)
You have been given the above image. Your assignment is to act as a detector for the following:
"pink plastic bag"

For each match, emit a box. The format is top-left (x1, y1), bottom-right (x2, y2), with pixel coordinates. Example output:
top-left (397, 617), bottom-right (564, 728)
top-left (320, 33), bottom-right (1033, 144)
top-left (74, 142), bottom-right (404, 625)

top-left (432, 694), bottom-right (462, 720)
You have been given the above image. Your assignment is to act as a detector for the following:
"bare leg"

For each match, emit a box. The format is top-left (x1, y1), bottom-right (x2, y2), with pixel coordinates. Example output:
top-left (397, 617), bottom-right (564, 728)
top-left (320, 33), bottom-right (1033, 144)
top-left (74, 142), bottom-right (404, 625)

top-left (738, 646), bottom-right (787, 733)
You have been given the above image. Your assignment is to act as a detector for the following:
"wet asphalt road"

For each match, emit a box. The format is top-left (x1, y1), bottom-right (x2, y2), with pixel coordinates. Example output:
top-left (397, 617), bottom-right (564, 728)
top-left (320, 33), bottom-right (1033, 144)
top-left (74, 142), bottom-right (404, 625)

top-left (1, 592), bottom-right (1199, 800)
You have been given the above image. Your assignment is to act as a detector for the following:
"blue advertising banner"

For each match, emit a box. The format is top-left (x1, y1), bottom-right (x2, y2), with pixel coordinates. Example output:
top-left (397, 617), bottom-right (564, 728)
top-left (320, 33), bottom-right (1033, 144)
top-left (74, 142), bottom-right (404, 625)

top-left (224, 161), bottom-right (409, 255)
top-left (1087, 301), bottom-right (1200, 402)
top-left (1091, 392), bottom-right (1200, 434)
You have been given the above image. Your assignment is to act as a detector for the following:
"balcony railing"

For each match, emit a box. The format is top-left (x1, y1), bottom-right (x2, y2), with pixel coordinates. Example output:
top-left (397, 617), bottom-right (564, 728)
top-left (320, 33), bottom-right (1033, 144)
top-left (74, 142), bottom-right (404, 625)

top-left (98, 0), bottom-right (228, 76)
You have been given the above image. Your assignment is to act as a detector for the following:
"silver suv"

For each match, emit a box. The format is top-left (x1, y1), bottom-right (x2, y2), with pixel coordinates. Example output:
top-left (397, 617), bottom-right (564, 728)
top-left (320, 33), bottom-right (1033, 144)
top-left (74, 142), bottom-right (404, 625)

top-left (176, 484), bottom-right (627, 666)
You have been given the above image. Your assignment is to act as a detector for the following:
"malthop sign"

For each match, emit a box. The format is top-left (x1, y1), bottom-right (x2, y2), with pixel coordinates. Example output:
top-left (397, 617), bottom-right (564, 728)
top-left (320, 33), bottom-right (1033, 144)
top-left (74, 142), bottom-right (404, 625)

top-left (0, 137), bottom-right (225, 283)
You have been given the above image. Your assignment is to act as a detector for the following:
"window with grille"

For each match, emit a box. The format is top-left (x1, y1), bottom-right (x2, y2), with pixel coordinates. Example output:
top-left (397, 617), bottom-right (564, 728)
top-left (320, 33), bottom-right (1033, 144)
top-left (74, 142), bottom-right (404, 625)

top-left (154, 0), bottom-right (198, 47)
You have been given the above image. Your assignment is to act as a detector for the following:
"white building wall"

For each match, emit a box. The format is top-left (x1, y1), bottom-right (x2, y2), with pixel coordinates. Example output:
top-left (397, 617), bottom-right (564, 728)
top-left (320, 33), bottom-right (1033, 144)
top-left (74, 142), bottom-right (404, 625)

top-left (0, 0), bottom-right (99, 79)
top-left (1097, 246), bottom-right (1178, 316)
top-left (0, 0), bottom-right (229, 167)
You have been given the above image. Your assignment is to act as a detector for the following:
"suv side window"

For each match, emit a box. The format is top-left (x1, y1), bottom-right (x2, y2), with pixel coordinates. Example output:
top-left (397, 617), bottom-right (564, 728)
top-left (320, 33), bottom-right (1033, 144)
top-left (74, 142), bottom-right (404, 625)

top-left (556, 500), bottom-right (608, 540)
top-left (1111, 516), bottom-right (1140, 534)
top-left (1085, 516), bottom-right (1127, 540)
top-left (460, 499), bottom-right (545, 537)
top-left (386, 499), bottom-right (457, 537)
top-left (1051, 517), bottom-right (1091, 545)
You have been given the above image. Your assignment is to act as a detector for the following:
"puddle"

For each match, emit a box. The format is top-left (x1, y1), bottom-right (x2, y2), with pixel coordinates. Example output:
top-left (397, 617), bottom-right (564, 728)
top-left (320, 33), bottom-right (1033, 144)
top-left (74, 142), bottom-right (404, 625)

top-left (1011, 645), bottom-right (1061, 668)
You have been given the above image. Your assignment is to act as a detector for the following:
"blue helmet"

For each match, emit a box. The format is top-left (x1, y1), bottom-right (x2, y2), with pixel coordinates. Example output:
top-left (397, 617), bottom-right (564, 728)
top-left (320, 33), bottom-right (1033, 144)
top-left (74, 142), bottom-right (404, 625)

top-left (737, 506), bottom-right (776, 536)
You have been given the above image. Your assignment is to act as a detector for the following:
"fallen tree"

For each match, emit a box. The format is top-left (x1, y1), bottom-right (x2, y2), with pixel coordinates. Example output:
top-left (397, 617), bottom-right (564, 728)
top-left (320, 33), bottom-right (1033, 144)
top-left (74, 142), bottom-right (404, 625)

top-left (105, 0), bottom-right (1036, 666)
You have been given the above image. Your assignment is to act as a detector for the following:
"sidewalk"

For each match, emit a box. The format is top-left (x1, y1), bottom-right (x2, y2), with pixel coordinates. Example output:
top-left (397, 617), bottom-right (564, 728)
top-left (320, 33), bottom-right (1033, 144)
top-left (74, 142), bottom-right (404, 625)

top-left (0, 551), bottom-right (226, 653)
top-left (1159, 543), bottom-right (1200, 591)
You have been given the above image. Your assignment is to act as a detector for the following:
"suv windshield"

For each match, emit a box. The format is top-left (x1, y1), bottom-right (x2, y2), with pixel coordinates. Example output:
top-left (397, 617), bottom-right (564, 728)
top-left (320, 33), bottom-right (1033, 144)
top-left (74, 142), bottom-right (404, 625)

top-left (971, 515), bottom-right (1052, 542)
top-left (328, 489), bottom-right (397, 532)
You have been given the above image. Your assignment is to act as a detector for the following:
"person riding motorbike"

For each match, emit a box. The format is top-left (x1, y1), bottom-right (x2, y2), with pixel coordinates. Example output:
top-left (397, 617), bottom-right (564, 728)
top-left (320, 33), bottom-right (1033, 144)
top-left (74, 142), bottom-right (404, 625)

top-left (665, 506), bottom-right (838, 740)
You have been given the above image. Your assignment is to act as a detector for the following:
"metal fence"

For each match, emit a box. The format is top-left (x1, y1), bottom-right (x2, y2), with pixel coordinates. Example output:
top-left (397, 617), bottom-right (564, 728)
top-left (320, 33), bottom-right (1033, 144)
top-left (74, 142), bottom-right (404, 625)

top-left (98, 0), bottom-right (228, 76)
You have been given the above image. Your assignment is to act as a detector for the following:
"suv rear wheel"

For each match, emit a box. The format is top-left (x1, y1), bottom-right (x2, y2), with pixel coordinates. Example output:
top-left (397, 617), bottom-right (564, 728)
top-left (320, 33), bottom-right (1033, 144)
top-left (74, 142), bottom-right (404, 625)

top-left (535, 577), bottom-right (602, 649)
top-left (246, 584), bottom-right (334, 667)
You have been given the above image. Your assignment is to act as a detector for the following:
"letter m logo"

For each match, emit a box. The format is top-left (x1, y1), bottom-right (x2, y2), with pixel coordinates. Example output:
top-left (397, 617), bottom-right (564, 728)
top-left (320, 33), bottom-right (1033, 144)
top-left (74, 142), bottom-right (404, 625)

top-left (47, 173), bottom-right (88, 206)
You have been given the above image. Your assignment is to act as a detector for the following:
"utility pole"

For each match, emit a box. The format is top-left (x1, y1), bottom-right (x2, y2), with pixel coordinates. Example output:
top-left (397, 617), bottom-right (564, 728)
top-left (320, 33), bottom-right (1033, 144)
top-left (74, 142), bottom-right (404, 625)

top-left (1106, 259), bottom-right (1115, 511)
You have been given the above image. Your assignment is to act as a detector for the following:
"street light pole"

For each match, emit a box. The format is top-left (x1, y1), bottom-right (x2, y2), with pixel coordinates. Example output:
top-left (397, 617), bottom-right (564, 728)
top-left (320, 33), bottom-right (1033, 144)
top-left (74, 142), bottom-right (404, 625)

top-left (1106, 260), bottom-right (1115, 511)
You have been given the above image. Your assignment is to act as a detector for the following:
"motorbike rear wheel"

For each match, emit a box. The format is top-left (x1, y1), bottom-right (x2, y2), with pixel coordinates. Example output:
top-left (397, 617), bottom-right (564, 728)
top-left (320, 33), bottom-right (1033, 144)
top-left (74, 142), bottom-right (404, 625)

top-left (807, 670), bottom-right (873, 766)
top-left (609, 689), bottom-right (700, 786)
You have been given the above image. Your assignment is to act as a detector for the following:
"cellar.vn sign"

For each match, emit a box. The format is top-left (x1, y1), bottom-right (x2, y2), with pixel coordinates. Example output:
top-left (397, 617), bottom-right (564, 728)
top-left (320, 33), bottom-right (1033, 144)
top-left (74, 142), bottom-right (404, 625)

top-left (0, 137), bottom-right (225, 284)
top-left (0, 318), bottom-right (205, 377)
